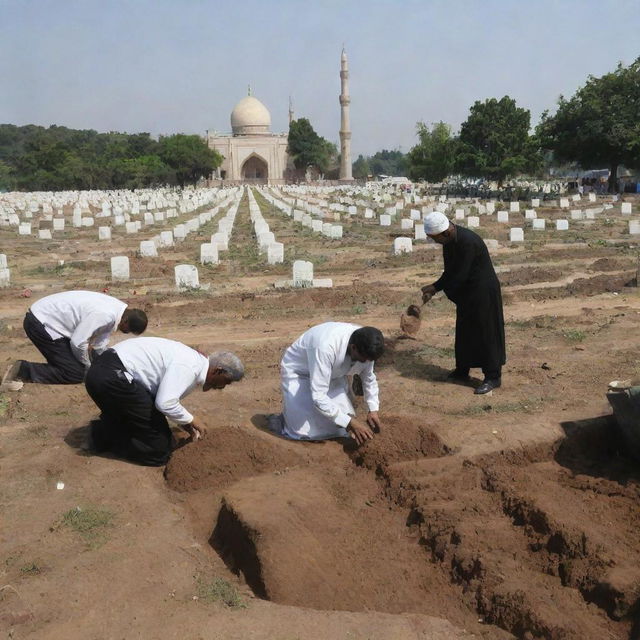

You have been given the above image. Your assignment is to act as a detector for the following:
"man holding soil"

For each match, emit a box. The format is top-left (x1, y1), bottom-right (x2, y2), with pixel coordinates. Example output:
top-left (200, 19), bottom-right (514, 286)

top-left (421, 212), bottom-right (505, 395)
top-left (84, 337), bottom-right (244, 466)
top-left (269, 322), bottom-right (384, 445)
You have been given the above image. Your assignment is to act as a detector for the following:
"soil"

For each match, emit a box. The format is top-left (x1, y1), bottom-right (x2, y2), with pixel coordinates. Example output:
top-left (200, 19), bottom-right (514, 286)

top-left (1, 191), bottom-right (640, 639)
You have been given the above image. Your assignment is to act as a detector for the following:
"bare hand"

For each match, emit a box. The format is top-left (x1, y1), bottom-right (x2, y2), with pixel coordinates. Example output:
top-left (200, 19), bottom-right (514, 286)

top-left (348, 417), bottom-right (374, 445)
top-left (367, 411), bottom-right (382, 433)
top-left (421, 284), bottom-right (436, 304)
top-left (182, 421), bottom-right (206, 441)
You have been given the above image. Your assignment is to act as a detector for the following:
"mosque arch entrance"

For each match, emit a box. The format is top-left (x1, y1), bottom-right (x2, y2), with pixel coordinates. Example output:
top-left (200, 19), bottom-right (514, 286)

top-left (241, 155), bottom-right (268, 182)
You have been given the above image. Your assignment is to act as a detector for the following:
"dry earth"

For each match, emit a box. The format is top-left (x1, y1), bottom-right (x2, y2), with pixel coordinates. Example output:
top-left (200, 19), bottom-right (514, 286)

top-left (1, 190), bottom-right (640, 639)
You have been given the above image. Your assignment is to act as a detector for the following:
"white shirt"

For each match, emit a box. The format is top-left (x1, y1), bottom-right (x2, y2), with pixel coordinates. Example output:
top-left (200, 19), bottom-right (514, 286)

top-left (281, 322), bottom-right (380, 428)
top-left (112, 337), bottom-right (209, 425)
top-left (31, 291), bottom-right (127, 368)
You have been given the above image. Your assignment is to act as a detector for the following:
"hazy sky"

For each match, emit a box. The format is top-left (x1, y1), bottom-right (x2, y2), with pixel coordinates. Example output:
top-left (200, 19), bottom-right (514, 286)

top-left (1, 0), bottom-right (638, 157)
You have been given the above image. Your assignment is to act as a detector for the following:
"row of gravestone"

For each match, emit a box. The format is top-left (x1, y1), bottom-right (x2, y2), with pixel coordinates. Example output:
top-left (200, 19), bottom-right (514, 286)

top-left (247, 190), bottom-right (284, 265)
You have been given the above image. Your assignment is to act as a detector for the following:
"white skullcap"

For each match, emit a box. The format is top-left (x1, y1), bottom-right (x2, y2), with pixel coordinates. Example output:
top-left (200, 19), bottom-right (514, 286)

top-left (423, 212), bottom-right (451, 235)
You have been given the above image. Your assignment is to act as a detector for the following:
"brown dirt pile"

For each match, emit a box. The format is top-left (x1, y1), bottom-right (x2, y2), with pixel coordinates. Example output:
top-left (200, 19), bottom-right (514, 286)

top-left (347, 413), bottom-right (450, 472)
top-left (499, 267), bottom-right (563, 287)
top-left (164, 425), bottom-right (303, 492)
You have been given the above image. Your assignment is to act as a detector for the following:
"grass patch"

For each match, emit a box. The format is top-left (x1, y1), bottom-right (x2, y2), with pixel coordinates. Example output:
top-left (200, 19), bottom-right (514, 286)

top-left (451, 398), bottom-right (544, 416)
top-left (417, 344), bottom-right (455, 359)
top-left (0, 394), bottom-right (8, 418)
top-left (60, 505), bottom-right (115, 549)
top-left (20, 562), bottom-right (41, 575)
top-left (563, 329), bottom-right (586, 342)
top-left (195, 575), bottom-right (246, 608)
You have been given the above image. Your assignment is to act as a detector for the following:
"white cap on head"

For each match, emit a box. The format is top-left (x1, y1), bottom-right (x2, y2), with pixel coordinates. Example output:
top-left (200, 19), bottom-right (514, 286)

top-left (423, 212), bottom-right (451, 235)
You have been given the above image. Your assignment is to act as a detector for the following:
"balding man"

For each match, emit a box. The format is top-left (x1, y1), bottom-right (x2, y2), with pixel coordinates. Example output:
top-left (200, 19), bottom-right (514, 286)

top-left (421, 212), bottom-right (505, 395)
top-left (84, 337), bottom-right (244, 466)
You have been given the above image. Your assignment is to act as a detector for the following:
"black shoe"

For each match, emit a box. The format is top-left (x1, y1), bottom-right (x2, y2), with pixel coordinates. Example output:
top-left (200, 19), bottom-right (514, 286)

top-left (475, 378), bottom-right (501, 395)
top-left (447, 369), bottom-right (470, 382)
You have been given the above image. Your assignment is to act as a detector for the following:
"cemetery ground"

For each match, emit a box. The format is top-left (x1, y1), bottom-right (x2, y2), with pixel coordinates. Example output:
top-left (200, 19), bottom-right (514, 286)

top-left (2, 191), bottom-right (640, 639)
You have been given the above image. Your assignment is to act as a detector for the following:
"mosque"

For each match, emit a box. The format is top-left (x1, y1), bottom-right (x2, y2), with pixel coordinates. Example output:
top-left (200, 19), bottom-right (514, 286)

top-left (206, 49), bottom-right (353, 185)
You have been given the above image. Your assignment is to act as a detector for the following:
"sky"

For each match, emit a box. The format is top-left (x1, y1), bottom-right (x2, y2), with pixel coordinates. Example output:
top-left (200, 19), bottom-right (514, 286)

top-left (1, 0), bottom-right (639, 157)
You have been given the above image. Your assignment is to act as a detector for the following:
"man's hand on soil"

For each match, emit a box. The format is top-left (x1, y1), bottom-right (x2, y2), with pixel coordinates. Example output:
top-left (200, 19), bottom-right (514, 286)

top-left (367, 411), bottom-right (381, 433)
top-left (348, 417), bottom-right (374, 445)
top-left (182, 421), bottom-right (206, 441)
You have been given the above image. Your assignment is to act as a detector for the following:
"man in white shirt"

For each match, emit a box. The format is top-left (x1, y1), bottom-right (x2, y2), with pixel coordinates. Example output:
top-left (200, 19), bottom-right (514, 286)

top-left (11, 290), bottom-right (147, 385)
top-left (84, 337), bottom-right (245, 466)
top-left (271, 322), bottom-right (384, 445)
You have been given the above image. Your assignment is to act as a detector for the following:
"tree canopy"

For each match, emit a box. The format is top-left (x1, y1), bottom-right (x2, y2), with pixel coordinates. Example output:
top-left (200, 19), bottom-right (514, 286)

top-left (455, 96), bottom-right (540, 183)
top-left (0, 124), bottom-right (222, 191)
top-left (537, 57), bottom-right (640, 192)
top-left (287, 118), bottom-right (337, 176)
top-left (407, 122), bottom-right (456, 182)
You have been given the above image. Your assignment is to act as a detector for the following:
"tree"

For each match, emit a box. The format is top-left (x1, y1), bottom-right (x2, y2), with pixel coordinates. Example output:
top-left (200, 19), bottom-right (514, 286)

top-left (407, 121), bottom-right (456, 182)
top-left (287, 118), bottom-right (337, 177)
top-left (456, 96), bottom-right (540, 184)
top-left (158, 134), bottom-right (222, 187)
top-left (352, 154), bottom-right (371, 179)
top-left (537, 58), bottom-right (640, 192)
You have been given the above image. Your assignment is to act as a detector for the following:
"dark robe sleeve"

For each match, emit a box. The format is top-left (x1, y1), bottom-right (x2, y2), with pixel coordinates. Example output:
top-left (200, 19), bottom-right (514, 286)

top-left (433, 236), bottom-right (476, 294)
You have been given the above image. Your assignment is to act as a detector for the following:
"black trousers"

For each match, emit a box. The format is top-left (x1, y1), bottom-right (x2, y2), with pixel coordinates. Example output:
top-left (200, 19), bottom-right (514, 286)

top-left (21, 311), bottom-right (86, 384)
top-left (84, 350), bottom-right (173, 467)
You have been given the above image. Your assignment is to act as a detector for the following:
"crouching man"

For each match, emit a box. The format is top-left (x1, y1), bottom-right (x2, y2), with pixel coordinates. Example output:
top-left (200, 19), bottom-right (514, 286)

top-left (270, 322), bottom-right (384, 445)
top-left (85, 337), bottom-right (244, 466)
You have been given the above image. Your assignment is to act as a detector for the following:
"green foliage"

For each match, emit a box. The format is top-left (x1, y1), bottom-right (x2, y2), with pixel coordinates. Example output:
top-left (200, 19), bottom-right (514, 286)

top-left (537, 58), bottom-right (640, 192)
top-left (0, 124), bottom-right (222, 191)
top-left (456, 96), bottom-right (541, 183)
top-left (407, 121), bottom-right (456, 182)
top-left (196, 576), bottom-right (246, 608)
top-left (361, 149), bottom-right (407, 177)
top-left (287, 118), bottom-right (337, 176)
top-left (563, 329), bottom-right (586, 342)
top-left (352, 154), bottom-right (371, 179)
top-left (60, 505), bottom-right (115, 549)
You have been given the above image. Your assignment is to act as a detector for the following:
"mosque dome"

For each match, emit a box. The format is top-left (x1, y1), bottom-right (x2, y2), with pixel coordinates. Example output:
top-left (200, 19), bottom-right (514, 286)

top-left (230, 95), bottom-right (271, 135)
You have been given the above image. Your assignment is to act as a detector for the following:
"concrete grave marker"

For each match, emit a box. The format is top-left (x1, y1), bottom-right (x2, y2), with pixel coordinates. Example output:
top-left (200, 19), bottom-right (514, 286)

top-left (393, 237), bottom-right (413, 254)
top-left (111, 256), bottom-right (130, 281)
top-left (200, 243), bottom-right (219, 264)
top-left (532, 218), bottom-right (546, 230)
top-left (175, 264), bottom-right (199, 290)
top-left (293, 260), bottom-right (314, 287)
top-left (267, 242), bottom-right (284, 264)
top-left (556, 219), bottom-right (569, 231)
top-left (466, 216), bottom-right (480, 228)
top-left (140, 240), bottom-right (158, 257)
top-left (98, 226), bottom-right (111, 240)
top-left (509, 227), bottom-right (524, 242)
top-left (497, 211), bottom-right (509, 223)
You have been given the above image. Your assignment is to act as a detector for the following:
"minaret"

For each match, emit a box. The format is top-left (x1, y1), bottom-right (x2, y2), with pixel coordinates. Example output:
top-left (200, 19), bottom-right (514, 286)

top-left (339, 48), bottom-right (353, 181)
top-left (289, 96), bottom-right (294, 125)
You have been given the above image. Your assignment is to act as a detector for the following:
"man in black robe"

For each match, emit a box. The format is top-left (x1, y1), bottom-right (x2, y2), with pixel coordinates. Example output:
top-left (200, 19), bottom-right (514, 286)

top-left (421, 212), bottom-right (505, 395)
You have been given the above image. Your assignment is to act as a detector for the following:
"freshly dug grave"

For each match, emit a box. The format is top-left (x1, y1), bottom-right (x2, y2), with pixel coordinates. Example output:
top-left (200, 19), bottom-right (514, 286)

top-left (210, 468), bottom-right (508, 638)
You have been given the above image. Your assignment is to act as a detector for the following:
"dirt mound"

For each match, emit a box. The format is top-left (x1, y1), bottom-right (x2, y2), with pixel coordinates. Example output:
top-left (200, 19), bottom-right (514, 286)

top-left (164, 425), bottom-right (303, 492)
top-left (347, 414), bottom-right (449, 472)
top-left (499, 267), bottom-right (563, 287)
top-left (588, 257), bottom-right (631, 272)
top-left (210, 469), bottom-right (498, 635)
top-left (285, 280), bottom-right (406, 308)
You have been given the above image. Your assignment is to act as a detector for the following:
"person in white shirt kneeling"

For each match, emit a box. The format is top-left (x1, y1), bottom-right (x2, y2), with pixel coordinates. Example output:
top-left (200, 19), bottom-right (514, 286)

top-left (10, 290), bottom-right (147, 385)
top-left (84, 337), bottom-right (244, 466)
top-left (269, 322), bottom-right (384, 445)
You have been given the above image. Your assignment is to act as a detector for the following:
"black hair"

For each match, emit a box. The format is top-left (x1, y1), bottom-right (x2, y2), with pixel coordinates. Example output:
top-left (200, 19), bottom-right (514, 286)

top-left (124, 308), bottom-right (148, 334)
top-left (349, 326), bottom-right (385, 360)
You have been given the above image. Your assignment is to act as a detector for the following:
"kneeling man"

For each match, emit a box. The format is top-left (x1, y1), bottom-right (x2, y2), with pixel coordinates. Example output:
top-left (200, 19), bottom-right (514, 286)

top-left (11, 290), bottom-right (148, 385)
top-left (274, 322), bottom-right (384, 445)
top-left (85, 337), bottom-right (244, 466)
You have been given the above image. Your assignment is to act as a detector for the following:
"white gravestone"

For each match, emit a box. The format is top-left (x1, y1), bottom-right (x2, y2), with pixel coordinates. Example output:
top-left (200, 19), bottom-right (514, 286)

top-left (311, 220), bottom-right (323, 233)
top-left (293, 260), bottom-right (314, 287)
top-left (559, 198), bottom-right (570, 209)
top-left (629, 221), bottom-right (640, 235)
top-left (267, 242), bottom-right (284, 264)
top-left (53, 218), bottom-right (65, 231)
top-left (410, 209), bottom-right (421, 221)
top-left (140, 240), bottom-right (158, 257)
top-left (621, 202), bottom-right (632, 215)
top-left (159, 231), bottom-right (174, 247)
top-left (38, 229), bottom-right (52, 240)
top-left (455, 210), bottom-right (465, 221)
top-left (0, 268), bottom-right (10, 287)
top-left (570, 209), bottom-right (583, 220)
top-left (556, 219), bottom-right (569, 231)
top-left (525, 209), bottom-right (537, 219)
top-left (486, 202), bottom-right (495, 214)
top-left (531, 199), bottom-right (540, 208)
top-left (415, 224), bottom-right (427, 240)
top-left (125, 222), bottom-right (138, 234)
top-left (393, 237), bottom-right (413, 254)
top-left (532, 219), bottom-right (546, 230)
top-left (330, 225), bottom-right (343, 239)
top-left (401, 218), bottom-right (413, 230)
top-left (200, 243), bottom-right (219, 264)
top-left (175, 264), bottom-right (199, 290)
top-left (588, 193), bottom-right (596, 202)
top-left (497, 211), bottom-right (509, 223)
top-left (510, 228), bottom-right (524, 242)
top-left (510, 202), bottom-right (520, 213)
top-left (173, 224), bottom-right (186, 241)
top-left (98, 226), bottom-right (111, 241)
top-left (364, 208), bottom-right (374, 219)
top-left (82, 217), bottom-right (94, 227)
top-left (379, 215), bottom-right (391, 226)
top-left (467, 216), bottom-right (480, 228)
top-left (18, 223), bottom-right (31, 235)
top-left (0, 254), bottom-right (6, 268)
top-left (111, 256), bottom-right (130, 281)
top-left (211, 233), bottom-right (228, 251)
